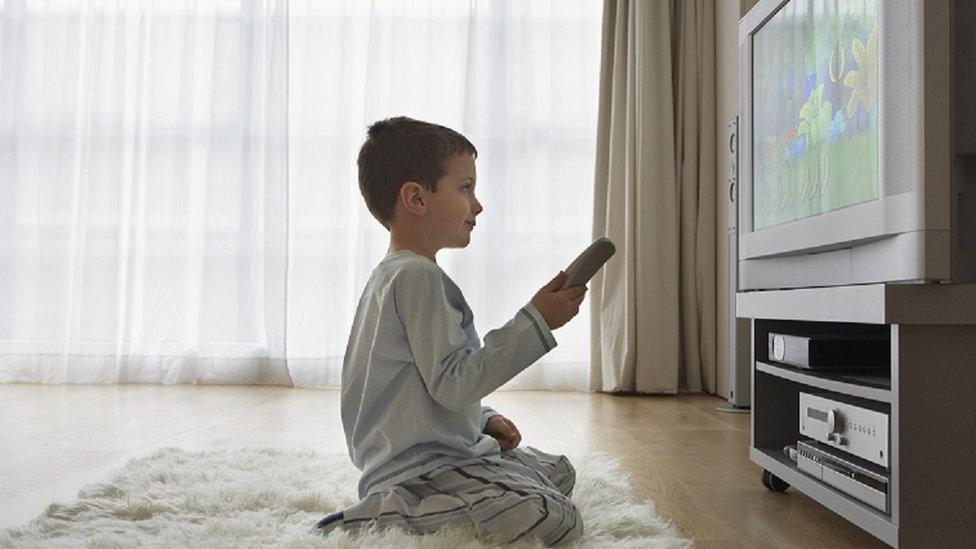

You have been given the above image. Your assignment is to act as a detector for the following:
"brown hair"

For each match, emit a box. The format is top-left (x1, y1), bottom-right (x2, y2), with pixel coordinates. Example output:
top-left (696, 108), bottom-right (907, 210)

top-left (357, 116), bottom-right (477, 229)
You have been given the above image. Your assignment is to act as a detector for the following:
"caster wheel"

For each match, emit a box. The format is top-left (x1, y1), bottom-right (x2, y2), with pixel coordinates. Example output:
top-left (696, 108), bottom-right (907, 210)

top-left (761, 469), bottom-right (790, 492)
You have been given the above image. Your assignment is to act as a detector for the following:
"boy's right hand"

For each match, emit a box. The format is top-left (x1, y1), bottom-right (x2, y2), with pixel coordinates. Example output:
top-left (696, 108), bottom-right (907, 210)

top-left (530, 271), bottom-right (587, 330)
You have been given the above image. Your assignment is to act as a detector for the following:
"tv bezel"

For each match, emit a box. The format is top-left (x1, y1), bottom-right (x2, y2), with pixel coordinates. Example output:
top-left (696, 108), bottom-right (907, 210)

top-left (737, 0), bottom-right (947, 262)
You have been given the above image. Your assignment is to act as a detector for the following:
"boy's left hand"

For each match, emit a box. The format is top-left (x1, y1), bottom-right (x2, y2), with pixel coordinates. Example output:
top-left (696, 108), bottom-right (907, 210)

top-left (483, 415), bottom-right (521, 452)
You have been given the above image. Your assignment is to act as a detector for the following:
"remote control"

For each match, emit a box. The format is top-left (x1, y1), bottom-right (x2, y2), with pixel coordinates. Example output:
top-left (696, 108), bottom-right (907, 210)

top-left (560, 237), bottom-right (616, 290)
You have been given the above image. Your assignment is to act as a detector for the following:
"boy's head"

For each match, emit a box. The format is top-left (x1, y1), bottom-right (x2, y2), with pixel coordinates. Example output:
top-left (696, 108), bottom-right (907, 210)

top-left (357, 117), bottom-right (482, 249)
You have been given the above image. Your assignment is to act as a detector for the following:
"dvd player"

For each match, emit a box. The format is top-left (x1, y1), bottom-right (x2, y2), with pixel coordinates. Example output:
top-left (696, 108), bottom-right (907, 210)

top-left (795, 439), bottom-right (889, 513)
top-left (768, 332), bottom-right (888, 370)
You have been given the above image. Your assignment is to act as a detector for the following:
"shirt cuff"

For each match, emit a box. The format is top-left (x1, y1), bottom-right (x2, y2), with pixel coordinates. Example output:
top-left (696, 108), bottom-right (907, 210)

top-left (520, 302), bottom-right (558, 352)
top-left (480, 405), bottom-right (499, 431)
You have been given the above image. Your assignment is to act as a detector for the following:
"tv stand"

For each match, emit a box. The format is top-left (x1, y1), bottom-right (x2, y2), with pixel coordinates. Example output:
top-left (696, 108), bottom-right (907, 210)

top-left (737, 283), bottom-right (976, 547)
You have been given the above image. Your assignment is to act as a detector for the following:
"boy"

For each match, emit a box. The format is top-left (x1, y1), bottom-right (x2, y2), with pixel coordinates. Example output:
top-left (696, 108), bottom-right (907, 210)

top-left (316, 117), bottom-right (587, 546)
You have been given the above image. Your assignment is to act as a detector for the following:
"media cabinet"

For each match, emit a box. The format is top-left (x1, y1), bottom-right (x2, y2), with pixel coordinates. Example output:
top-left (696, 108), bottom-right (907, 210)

top-left (737, 283), bottom-right (976, 547)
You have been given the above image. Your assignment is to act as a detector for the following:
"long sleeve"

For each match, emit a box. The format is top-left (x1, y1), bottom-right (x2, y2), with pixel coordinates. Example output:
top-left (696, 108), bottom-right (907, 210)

top-left (480, 405), bottom-right (500, 431)
top-left (393, 262), bottom-right (557, 411)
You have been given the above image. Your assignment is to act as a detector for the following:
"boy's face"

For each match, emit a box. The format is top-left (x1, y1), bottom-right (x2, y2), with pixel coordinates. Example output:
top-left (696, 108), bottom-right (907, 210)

top-left (427, 153), bottom-right (482, 249)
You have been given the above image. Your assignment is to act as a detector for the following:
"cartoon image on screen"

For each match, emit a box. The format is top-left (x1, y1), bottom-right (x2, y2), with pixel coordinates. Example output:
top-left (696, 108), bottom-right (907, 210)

top-left (752, 0), bottom-right (878, 230)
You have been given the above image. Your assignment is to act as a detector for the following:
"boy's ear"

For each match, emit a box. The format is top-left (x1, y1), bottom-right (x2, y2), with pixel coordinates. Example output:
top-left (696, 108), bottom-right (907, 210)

top-left (400, 181), bottom-right (428, 216)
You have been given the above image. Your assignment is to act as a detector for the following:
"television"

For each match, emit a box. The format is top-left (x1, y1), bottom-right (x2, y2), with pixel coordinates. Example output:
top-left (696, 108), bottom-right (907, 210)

top-left (737, 0), bottom-right (976, 290)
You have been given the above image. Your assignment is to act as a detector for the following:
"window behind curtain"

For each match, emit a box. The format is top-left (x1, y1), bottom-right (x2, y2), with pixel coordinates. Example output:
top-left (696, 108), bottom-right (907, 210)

top-left (0, 0), bottom-right (601, 390)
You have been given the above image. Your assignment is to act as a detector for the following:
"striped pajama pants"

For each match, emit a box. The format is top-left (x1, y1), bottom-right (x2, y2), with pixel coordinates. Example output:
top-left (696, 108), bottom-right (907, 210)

top-left (316, 446), bottom-right (583, 546)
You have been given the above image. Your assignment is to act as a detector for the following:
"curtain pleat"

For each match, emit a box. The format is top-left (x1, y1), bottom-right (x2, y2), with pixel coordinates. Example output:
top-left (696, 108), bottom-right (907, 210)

top-left (590, 0), bottom-right (716, 394)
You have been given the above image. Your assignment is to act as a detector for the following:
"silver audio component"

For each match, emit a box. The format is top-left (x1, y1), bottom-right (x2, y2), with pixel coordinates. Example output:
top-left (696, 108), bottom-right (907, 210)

top-left (719, 115), bottom-right (752, 412)
top-left (795, 439), bottom-right (889, 513)
top-left (767, 332), bottom-right (889, 370)
top-left (799, 393), bottom-right (889, 467)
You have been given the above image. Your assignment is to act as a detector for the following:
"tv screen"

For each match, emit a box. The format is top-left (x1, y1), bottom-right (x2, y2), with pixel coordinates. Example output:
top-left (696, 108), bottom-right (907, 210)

top-left (752, 0), bottom-right (879, 230)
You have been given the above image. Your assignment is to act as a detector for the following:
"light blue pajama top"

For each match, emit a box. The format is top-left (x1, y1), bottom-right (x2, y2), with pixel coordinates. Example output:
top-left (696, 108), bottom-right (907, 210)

top-left (341, 249), bottom-right (558, 498)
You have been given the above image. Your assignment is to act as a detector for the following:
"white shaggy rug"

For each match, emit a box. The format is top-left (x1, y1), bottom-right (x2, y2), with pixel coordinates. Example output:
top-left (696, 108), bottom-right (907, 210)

top-left (1, 448), bottom-right (691, 548)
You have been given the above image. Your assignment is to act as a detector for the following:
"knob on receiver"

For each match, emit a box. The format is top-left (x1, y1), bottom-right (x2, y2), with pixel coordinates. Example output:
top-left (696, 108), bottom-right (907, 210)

top-left (825, 409), bottom-right (846, 445)
top-left (771, 334), bottom-right (786, 361)
top-left (826, 409), bottom-right (841, 433)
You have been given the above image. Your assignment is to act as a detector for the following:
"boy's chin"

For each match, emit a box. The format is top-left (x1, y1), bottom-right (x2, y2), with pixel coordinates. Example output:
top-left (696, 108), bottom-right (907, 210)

top-left (446, 236), bottom-right (471, 249)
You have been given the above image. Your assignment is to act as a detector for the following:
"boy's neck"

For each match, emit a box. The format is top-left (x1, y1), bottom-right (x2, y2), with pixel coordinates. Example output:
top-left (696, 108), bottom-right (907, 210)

top-left (388, 228), bottom-right (438, 263)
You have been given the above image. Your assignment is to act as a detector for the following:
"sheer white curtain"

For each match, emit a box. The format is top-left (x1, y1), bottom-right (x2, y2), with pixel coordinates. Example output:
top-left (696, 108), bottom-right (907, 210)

top-left (0, 0), bottom-right (291, 384)
top-left (0, 0), bottom-right (602, 390)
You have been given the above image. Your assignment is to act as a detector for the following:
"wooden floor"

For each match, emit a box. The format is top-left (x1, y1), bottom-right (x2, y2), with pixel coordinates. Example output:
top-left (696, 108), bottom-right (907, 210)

top-left (0, 384), bottom-right (885, 547)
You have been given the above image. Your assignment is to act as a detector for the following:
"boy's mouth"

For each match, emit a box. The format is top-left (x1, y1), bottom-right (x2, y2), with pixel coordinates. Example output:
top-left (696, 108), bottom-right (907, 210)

top-left (465, 221), bottom-right (476, 229)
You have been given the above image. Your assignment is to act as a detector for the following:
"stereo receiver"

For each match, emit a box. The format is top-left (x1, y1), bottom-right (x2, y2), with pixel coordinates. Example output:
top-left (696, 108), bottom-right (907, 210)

top-left (799, 393), bottom-right (889, 467)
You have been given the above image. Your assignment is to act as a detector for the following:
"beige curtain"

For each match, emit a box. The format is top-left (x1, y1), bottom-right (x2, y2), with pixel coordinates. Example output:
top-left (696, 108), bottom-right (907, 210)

top-left (590, 0), bottom-right (716, 393)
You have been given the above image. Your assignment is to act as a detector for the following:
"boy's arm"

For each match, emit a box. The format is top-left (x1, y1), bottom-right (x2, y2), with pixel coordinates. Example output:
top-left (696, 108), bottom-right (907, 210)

top-left (394, 264), bottom-right (557, 411)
